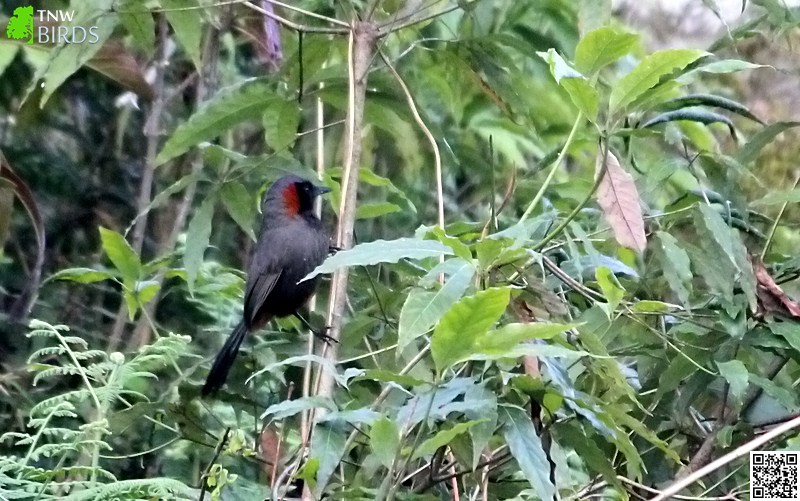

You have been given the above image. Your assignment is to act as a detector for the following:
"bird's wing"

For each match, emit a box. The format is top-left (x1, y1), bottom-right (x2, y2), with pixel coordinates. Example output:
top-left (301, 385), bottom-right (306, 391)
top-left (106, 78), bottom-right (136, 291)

top-left (243, 268), bottom-right (281, 327)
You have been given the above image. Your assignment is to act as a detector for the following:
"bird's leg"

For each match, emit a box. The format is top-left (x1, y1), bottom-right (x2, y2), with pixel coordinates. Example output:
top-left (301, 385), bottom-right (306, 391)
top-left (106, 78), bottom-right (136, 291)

top-left (293, 312), bottom-right (337, 345)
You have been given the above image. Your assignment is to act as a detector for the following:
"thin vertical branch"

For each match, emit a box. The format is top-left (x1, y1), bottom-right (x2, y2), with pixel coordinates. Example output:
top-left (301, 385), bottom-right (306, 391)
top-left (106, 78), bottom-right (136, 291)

top-left (378, 51), bottom-right (444, 232)
top-left (301, 71), bottom-right (328, 453)
top-left (107, 15), bottom-right (169, 352)
top-left (315, 20), bottom-right (377, 402)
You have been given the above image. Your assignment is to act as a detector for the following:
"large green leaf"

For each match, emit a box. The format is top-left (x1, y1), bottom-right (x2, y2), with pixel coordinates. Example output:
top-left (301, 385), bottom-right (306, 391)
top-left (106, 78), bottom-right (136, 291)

top-left (411, 420), bottom-right (486, 460)
top-left (28, 1), bottom-right (119, 106)
top-left (475, 322), bottom-right (575, 354)
top-left (156, 79), bottom-right (279, 165)
top-left (736, 121), bottom-right (800, 166)
top-left (369, 417), bottom-right (400, 468)
top-left (717, 360), bottom-right (749, 401)
top-left (303, 238), bottom-right (453, 282)
top-left (574, 26), bottom-right (639, 76)
top-left (500, 405), bottom-right (555, 500)
top-left (220, 181), bottom-right (256, 242)
top-left (50, 267), bottom-right (115, 284)
top-left (431, 287), bottom-right (510, 371)
top-left (397, 258), bottom-right (475, 354)
top-left (309, 423), bottom-right (347, 498)
top-left (538, 49), bottom-right (598, 121)
top-left (262, 98), bottom-right (301, 151)
top-left (162, 0), bottom-right (202, 68)
top-left (610, 49), bottom-right (707, 113)
top-left (656, 231), bottom-right (692, 306)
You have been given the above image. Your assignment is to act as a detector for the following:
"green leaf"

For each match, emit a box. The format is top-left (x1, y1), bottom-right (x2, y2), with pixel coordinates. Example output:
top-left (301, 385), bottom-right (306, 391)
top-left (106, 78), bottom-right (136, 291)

top-left (118, 1), bottom-right (155, 55)
top-left (717, 360), bottom-right (749, 401)
top-left (135, 280), bottom-right (161, 306)
top-left (310, 423), bottom-right (347, 498)
top-left (656, 231), bottom-right (692, 306)
top-left (697, 205), bottom-right (738, 270)
top-left (574, 26), bottom-right (639, 76)
top-left (220, 181), bottom-right (256, 241)
top-left (641, 109), bottom-right (737, 140)
top-left (369, 417), bottom-right (400, 468)
top-left (357, 168), bottom-right (417, 214)
top-left (355, 202), bottom-right (402, 220)
top-left (411, 420), bottom-right (487, 460)
top-left (753, 188), bottom-right (800, 206)
top-left (184, 196), bottom-right (215, 294)
top-left (596, 266), bottom-right (624, 317)
top-left (29, 2), bottom-right (118, 106)
top-left (263, 99), bottom-right (300, 151)
top-left (610, 49), bottom-right (707, 113)
top-left (356, 370), bottom-right (428, 388)
top-left (500, 405), bottom-right (555, 501)
top-left (426, 228), bottom-right (472, 261)
top-left (50, 267), bottom-right (115, 284)
top-left (463, 385), bottom-right (497, 470)
top-left (538, 49), bottom-right (598, 121)
top-left (431, 287), bottom-right (510, 371)
top-left (261, 396), bottom-right (337, 421)
top-left (750, 374), bottom-right (800, 411)
top-left (631, 300), bottom-right (675, 313)
top-left (470, 343), bottom-right (591, 361)
top-left (475, 322), bottom-right (575, 353)
top-left (656, 94), bottom-right (763, 124)
top-left (736, 121), bottom-right (800, 166)
top-left (558, 422), bottom-right (621, 488)
top-left (767, 323), bottom-right (800, 356)
top-left (684, 58), bottom-right (769, 75)
top-left (695, 205), bottom-right (756, 312)
top-left (303, 238), bottom-right (453, 282)
top-left (162, 0), bottom-right (202, 68)
top-left (156, 79), bottom-right (279, 165)
top-left (397, 258), bottom-right (475, 354)
top-left (99, 227), bottom-right (141, 284)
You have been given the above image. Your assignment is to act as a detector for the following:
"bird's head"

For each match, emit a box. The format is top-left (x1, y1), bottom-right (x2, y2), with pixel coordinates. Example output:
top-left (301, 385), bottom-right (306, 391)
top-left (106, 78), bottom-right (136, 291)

top-left (263, 175), bottom-right (331, 218)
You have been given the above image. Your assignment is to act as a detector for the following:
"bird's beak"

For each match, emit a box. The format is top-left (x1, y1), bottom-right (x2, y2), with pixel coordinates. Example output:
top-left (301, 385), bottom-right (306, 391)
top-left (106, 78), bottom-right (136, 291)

top-left (314, 185), bottom-right (332, 196)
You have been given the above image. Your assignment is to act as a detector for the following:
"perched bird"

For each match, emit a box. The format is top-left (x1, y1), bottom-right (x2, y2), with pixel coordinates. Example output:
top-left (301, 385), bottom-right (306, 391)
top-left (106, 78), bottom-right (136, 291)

top-left (202, 175), bottom-right (331, 396)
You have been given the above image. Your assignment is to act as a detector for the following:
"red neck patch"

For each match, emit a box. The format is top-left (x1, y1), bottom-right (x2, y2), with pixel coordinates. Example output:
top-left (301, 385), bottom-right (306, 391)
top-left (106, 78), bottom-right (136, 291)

top-left (282, 184), bottom-right (301, 215)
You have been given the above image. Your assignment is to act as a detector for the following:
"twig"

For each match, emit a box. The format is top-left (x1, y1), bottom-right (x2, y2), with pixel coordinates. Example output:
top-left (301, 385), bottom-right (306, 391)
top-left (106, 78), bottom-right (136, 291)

top-left (377, 1), bottom-right (469, 36)
top-left (677, 356), bottom-right (787, 478)
top-left (198, 427), bottom-right (231, 501)
top-left (519, 113), bottom-right (584, 224)
top-left (761, 170), bottom-right (800, 260)
top-left (242, 0), bottom-right (348, 34)
top-left (378, 50), bottom-right (443, 232)
top-left (650, 414), bottom-right (800, 501)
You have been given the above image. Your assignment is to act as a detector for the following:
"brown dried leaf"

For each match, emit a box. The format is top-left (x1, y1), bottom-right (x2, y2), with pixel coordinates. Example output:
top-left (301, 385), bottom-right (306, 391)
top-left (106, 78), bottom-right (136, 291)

top-left (260, 424), bottom-right (284, 484)
top-left (595, 149), bottom-right (647, 253)
top-left (754, 258), bottom-right (800, 318)
top-left (510, 297), bottom-right (541, 378)
top-left (87, 40), bottom-right (154, 101)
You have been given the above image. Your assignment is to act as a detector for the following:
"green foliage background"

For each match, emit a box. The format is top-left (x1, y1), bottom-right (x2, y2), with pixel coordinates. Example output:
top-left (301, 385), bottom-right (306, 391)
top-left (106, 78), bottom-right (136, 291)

top-left (1, 0), bottom-right (800, 499)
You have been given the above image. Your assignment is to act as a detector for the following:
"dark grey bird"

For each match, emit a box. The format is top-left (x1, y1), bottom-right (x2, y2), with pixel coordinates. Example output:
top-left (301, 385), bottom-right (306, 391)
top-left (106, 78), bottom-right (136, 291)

top-left (202, 175), bottom-right (331, 396)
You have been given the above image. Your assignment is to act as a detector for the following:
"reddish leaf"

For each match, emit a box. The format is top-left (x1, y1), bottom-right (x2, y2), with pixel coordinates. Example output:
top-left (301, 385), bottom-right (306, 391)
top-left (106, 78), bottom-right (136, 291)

top-left (0, 151), bottom-right (45, 323)
top-left (753, 258), bottom-right (800, 318)
top-left (595, 149), bottom-right (647, 253)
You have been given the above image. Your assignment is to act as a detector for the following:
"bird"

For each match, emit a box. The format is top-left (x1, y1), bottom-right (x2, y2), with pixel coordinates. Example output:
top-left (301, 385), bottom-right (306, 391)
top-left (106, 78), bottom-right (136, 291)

top-left (202, 175), bottom-right (331, 396)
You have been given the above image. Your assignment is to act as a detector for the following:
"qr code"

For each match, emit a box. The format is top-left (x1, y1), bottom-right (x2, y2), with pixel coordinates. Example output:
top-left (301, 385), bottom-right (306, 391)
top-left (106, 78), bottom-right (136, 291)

top-left (751, 451), bottom-right (799, 500)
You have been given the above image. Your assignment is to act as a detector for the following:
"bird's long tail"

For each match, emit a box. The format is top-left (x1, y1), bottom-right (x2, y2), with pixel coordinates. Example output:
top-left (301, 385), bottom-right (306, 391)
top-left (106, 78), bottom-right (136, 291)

top-left (202, 321), bottom-right (248, 396)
